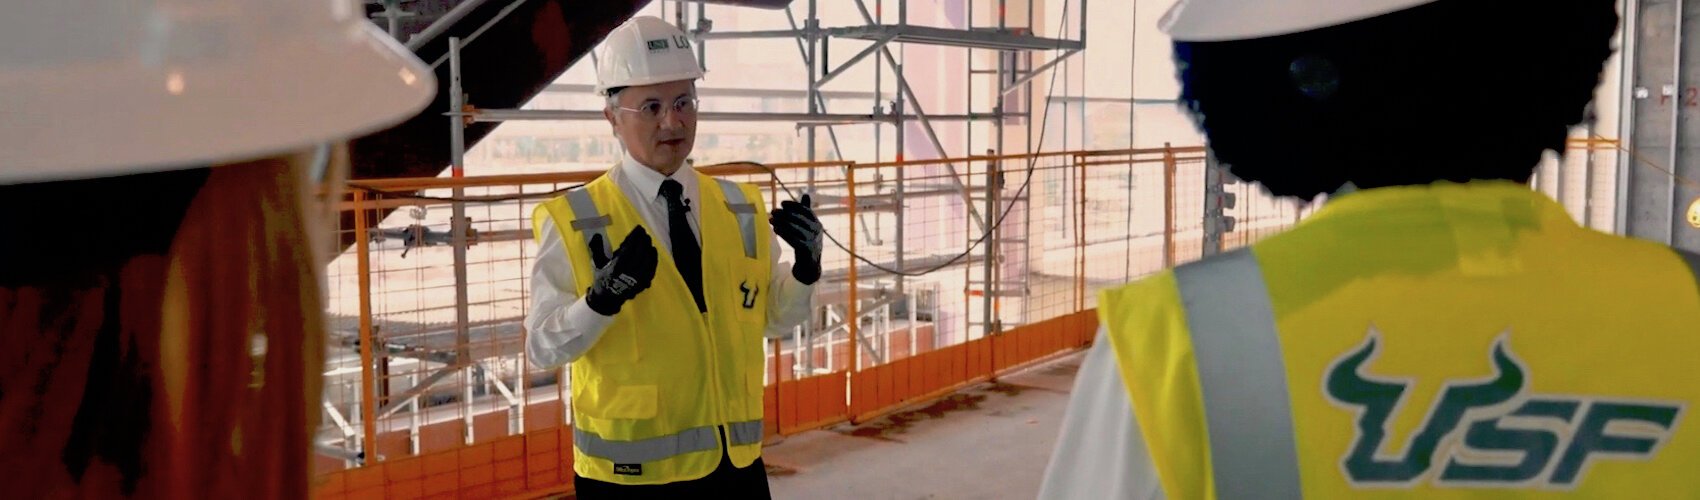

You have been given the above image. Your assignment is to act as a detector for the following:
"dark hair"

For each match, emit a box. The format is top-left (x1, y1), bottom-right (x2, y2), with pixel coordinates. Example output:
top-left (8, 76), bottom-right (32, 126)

top-left (1176, 0), bottom-right (1621, 201)
top-left (0, 159), bottom-right (326, 498)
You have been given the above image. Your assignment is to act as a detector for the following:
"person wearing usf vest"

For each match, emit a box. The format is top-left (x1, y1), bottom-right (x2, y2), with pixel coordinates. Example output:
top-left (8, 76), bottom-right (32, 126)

top-left (524, 16), bottom-right (823, 498)
top-left (1042, 0), bottom-right (1699, 498)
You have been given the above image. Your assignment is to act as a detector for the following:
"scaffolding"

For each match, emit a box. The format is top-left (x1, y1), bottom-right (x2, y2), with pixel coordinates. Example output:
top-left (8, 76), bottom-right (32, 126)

top-left (317, 0), bottom-right (1114, 473)
top-left (428, 0), bottom-right (1089, 376)
top-left (692, 0), bottom-right (1088, 360)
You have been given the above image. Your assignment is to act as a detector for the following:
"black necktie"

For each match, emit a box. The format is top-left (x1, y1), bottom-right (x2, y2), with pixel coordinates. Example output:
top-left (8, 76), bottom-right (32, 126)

top-left (658, 179), bottom-right (706, 312)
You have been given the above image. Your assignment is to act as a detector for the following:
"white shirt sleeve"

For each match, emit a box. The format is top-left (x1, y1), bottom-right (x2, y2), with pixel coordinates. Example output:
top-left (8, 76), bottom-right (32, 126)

top-left (524, 216), bottom-right (616, 371)
top-left (764, 231), bottom-right (814, 339)
top-left (1038, 327), bottom-right (1166, 500)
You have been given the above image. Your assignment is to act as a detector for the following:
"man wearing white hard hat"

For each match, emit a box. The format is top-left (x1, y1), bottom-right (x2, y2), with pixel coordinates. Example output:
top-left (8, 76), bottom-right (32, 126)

top-left (0, 1), bottom-right (433, 497)
top-left (526, 15), bottom-right (821, 496)
top-left (1042, 0), bottom-right (1700, 498)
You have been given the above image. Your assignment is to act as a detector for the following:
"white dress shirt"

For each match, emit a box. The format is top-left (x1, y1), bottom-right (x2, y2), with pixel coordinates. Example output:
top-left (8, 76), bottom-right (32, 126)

top-left (525, 153), bottom-right (816, 371)
top-left (1038, 327), bottom-right (1165, 499)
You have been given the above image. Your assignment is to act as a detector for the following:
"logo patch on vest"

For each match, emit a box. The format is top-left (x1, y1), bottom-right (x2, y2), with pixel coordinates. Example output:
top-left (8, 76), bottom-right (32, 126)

top-left (613, 463), bottom-right (643, 476)
top-left (740, 280), bottom-right (759, 309)
top-left (1324, 330), bottom-right (1683, 489)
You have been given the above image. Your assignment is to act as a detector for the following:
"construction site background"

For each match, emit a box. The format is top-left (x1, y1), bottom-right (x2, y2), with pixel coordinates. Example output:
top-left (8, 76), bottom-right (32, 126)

top-left (309, 139), bottom-right (1619, 499)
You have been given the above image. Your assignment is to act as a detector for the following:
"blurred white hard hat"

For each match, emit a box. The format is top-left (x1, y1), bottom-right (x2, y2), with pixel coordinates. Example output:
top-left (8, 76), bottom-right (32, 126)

top-left (594, 16), bottom-right (705, 96)
top-left (0, 0), bottom-right (437, 185)
top-left (1160, 0), bottom-right (1440, 42)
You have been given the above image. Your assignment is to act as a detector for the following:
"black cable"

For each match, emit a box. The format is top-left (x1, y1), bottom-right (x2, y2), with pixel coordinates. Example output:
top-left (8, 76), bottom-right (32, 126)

top-left (347, 182), bottom-right (587, 202)
top-left (714, 155), bottom-right (1032, 278)
top-left (728, 2), bottom-right (1073, 278)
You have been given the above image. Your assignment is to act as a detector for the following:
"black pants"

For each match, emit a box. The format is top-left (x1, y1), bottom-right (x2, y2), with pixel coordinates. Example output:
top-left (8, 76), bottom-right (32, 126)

top-left (573, 429), bottom-right (771, 499)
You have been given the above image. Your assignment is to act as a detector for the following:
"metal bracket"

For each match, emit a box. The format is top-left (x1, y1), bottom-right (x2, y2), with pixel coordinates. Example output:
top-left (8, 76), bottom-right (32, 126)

top-left (315, 442), bottom-right (366, 465)
top-left (322, 398), bottom-right (357, 439)
top-left (375, 364), bottom-right (463, 419)
top-left (479, 362), bottom-right (521, 407)
top-left (814, 35), bottom-right (896, 89)
top-left (1001, 49), bottom-right (1083, 97)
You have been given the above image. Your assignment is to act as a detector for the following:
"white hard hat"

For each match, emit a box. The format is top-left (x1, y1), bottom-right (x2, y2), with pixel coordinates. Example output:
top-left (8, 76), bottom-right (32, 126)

top-left (0, 0), bottom-right (437, 185)
top-left (594, 16), bottom-right (705, 96)
top-left (1160, 0), bottom-right (1439, 42)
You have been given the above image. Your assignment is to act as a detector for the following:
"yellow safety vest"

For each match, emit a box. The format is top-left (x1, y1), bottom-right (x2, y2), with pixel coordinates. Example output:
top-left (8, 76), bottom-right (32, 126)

top-left (1100, 181), bottom-right (1700, 499)
top-left (531, 170), bottom-right (771, 485)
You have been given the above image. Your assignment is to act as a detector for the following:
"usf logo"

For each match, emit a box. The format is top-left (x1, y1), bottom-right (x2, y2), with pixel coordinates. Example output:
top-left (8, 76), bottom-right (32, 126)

top-left (1324, 331), bottom-right (1684, 488)
top-left (739, 280), bottom-right (759, 309)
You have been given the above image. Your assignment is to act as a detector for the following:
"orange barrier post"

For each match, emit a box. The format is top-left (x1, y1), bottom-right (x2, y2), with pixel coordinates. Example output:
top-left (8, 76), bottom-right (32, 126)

top-left (354, 190), bottom-right (380, 463)
top-left (1075, 153), bottom-right (1087, 312)
top-left (1163, 143), bottom-right (1178, 268)
top-left (847, 163), bottom-right (860, 373)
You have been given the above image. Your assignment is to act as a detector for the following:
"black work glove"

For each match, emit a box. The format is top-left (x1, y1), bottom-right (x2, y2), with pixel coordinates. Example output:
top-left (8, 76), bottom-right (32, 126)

top-left (584, 226), bottom-right (659, 316)
top-left (771, 194), bottom-right (824, 285)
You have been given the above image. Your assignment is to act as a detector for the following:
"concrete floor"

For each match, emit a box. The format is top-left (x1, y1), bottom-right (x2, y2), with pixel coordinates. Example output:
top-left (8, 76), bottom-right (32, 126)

top-left (764, 351), bottom-right (1085, 500)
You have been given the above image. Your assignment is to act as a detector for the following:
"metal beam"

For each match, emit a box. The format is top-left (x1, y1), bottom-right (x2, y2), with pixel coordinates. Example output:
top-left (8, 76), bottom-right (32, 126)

top-left (322, 399), bottom-right (357, 439)
top-left (1002, 49), bottom-right (1081, 97)
top-left (1616, 0), bottom-right (1640, 234)
top-left (816, 295), bottom-right (905, 365)
top-left (479, 363), bottom-right (521, 407)
top-left (784, 5), bottom-right (854, 167)
top-left (697, 29), bottom-right (809, 39)
top-left (425, 0), bottom-right (529, 69)
top-left (1082, 0), bottom-right (1090, 53)
top-left (376, 365), bottom-right (461, 419)
top-left (448, 38), bottom-right (474, 445)
top-left (818, 252), bottom-right (963, 280)
top-left (824, 24), bottom-right (1084, 52)
top-left (542, 84), bottom-right (891, 101)
top-left (471, 108), bottom-right (1006, 123)
top-left (315, 442), bottom-right (365, 464)
top-left (793, 113), bottom-right (1011, 126)
top-left (696, 1), bottom-right (708, 74)
top-left (375, 0), bottom-right (414, 39)
top-left (406, 0), bottom-right (492, 51)
top-left (472, 109), bottom-right (894, 122)
top-left (847, 0), bottom-right (989, 232)
top-left (1049, 96), bottom-right (1178, 105)
top-left (815, 35), bottom-right (896, 89)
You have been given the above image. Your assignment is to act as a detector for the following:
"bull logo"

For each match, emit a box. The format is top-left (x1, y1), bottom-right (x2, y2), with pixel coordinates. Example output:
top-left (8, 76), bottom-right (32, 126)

top-left (1325, 330), bottom-right (1684, 489)
top-left (740, 280), bottom-right (759, 309)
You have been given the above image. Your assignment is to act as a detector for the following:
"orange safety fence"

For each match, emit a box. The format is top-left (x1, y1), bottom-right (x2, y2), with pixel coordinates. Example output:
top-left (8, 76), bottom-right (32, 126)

top-left (309, 145), bottom-right (1294, 499)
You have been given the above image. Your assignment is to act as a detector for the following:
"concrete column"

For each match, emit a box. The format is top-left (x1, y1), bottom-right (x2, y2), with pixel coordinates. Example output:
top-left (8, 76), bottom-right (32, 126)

top-left (1677, 0), bottom-right (1700, 248)
top-left (1622, 0), bottom-right (1694, 247)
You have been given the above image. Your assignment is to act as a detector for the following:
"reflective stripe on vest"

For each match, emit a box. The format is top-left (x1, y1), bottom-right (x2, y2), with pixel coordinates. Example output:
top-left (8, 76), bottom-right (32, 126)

top-left (573, 420), bottom-right (765, 464)
top-left (1172, 249), bottom-right (1302, 500)
top-left (726, 419), bottom-right (764, 446)
top-left (566, 187), bottom-right (610, 257)
top-left (715, 178), bottom-right (759, 259)
top-left (570, 179), bottom-right (755, 260)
